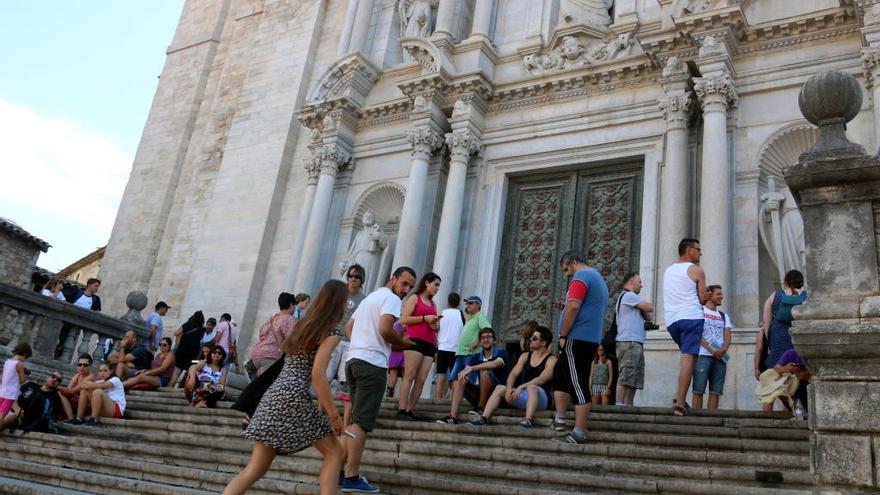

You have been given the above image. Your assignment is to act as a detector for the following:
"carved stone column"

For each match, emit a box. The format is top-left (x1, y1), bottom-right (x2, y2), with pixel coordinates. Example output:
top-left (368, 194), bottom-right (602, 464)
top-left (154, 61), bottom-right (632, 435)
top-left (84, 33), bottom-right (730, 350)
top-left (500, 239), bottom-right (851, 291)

top-left (393, 127), bottom-right (443, 270)
top-left (338, 0), bottom-right (360, 57)
top-left (432, 0), bottom-right (456, 44)
top-left (786, 69), bottom-right (880, 492)
top-left (433, 128), bottom-right (481, 304)
top-left (656, 58), bottom-right (693, 294)
top-left (295, 144), bottom-right (352, 292)
top-left (695, 74), bottom-right (737, 291)
top-left (468, 0), bottom-right (495, 42)
top-left (284, 157), bottom-right (321, 290)
top-left (862, 49), bottom-right (880, 151)
top-left (348, 0), bottom-right (375, 55)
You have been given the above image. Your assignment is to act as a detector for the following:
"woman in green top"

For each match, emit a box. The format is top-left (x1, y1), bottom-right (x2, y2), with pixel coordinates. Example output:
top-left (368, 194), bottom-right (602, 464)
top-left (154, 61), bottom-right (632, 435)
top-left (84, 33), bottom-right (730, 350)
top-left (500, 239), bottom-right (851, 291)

top-left (589, 345), bottom-right (614, 405)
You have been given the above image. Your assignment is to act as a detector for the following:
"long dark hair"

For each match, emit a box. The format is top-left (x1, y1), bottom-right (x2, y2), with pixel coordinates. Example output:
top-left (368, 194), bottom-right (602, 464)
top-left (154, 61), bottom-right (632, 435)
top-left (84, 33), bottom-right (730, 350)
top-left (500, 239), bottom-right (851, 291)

top-left (208, 345), bottom-right (226, 366)
top-left (282, 280), bottom-right (348, 355)
top-left (185, 311), bottom-right (205, 329)
top-left (415, 272), bottom-right (441, 298)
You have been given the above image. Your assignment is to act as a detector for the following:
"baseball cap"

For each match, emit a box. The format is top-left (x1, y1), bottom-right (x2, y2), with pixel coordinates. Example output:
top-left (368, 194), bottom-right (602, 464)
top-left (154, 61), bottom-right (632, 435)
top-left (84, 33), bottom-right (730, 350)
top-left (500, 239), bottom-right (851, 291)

top-left (463, 296), bottom-right (482, 305)
top-left (156, 301), bottom-right (171, 309)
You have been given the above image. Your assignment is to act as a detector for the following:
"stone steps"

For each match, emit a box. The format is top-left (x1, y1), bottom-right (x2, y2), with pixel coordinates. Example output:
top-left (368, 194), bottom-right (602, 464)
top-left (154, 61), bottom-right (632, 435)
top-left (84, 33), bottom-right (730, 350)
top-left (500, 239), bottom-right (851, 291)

top-left (0, 387), bottom-right (813, 494)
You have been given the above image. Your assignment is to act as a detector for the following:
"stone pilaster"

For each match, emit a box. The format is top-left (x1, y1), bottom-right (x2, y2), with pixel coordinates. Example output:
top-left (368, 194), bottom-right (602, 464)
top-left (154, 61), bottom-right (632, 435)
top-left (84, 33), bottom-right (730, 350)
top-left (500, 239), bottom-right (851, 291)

top-left (283, 156), bottom-right (322, 289)
top-left (862, 49), bottom-right (880, 150)
top-left (695, 73), bottom-right (737, 291)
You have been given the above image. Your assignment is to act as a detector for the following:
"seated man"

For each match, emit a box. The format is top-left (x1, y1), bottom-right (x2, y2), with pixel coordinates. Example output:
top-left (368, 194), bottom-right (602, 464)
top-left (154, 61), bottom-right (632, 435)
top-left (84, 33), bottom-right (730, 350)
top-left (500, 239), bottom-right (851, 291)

top-left (1, 371), bottom-right (73, 432)
top-left (469, 325), bottom-right (556, 427)
top-left (60, 354), bottom-right (96, 405)
top-left (774, 348), bottom-right (810, 414)
top-left (437, 328), bottom-right (508, 424)
top-left (108, 330), bottom-right (153, 380)
top-left (69, 363), bottom-right (126, 426)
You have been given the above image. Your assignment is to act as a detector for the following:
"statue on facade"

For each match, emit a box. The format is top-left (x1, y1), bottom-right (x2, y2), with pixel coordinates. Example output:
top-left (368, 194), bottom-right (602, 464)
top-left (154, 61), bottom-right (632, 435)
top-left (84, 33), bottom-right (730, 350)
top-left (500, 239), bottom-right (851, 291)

top-left (339, 211), bottom-right (389, 287)
top-left (399, 0), bottom-right (435, 39)
top-left (559, 0), bottom-right (614, 27)
top-left (759, 176), bottom-right (806, 284)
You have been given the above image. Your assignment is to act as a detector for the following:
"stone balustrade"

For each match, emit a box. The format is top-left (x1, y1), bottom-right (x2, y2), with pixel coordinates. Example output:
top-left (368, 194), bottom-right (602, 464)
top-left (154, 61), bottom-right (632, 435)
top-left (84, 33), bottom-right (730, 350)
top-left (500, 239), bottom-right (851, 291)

top-left (0, 282), bottom-right (149, 367)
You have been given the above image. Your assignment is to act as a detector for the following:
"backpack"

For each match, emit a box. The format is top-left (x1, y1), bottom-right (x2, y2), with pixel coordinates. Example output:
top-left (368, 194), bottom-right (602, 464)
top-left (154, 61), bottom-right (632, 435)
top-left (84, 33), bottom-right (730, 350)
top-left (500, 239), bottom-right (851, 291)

top-left (14, 382), bottom-right (59, 434)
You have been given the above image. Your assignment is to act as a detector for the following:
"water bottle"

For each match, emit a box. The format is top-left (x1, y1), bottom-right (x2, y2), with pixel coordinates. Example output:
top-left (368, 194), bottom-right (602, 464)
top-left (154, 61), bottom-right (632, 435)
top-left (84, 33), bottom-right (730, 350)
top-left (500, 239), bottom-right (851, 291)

top-left (794, 399), bottom-right (805, 421)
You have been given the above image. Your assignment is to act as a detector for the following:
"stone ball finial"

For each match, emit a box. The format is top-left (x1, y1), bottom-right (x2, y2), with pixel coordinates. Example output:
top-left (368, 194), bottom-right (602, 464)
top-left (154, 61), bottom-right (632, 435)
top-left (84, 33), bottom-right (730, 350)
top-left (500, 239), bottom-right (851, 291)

top-left (125, 291), bottom-right (148, 311)
top-left (798, 70), bottom-right (862, 125)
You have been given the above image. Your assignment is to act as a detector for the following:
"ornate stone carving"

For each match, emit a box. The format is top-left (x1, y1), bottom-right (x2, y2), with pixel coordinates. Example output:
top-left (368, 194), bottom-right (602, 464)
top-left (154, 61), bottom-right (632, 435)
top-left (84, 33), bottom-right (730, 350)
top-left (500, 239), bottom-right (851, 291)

top-left (445, 129), bottom-right (482, 163)
top-left (399, 0), bottom-right (437, 39)
top-left (697, 34), bottom-right (725, 57)
top-left (584, 179), bottom-right (636, 292)
top-left (405, 127), bottom-right (443, 158)
top-left (759, 176), bottom-right (805, 283)
top-left (559, 0), bottom-right (613, 27)
top-left (864, 3), bottom-right (880, 26)
top-left (402, 42), bottom-right (438, 73)
top-left (670, 0), bottom-right (721, 18)
top-left (304, 156), bottom-right (321, 185)
top-left (412, 95), bottom-right (430, 113)
top-left (694, 75), bottom-right (737, 110)
top-left (316, 143), bottom-right (352, 173)
top-left (339, 210), bottom-right (389, 287)
top-left (522, 33), bottom-right (639, 74)
top-left (662, 56), bottom-right (688, 77)
top-left (658, 92), bottom-right (694, 128)
top-left (862, 49), bottom-right (880, 88)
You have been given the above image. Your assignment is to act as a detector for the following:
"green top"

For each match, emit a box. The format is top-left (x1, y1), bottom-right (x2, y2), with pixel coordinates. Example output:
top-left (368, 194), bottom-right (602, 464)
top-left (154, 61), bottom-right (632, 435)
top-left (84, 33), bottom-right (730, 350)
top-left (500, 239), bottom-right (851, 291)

top-left (592, 361), bottom-right (610, 385)
top-left (455, 312), bottom-right (491, 356)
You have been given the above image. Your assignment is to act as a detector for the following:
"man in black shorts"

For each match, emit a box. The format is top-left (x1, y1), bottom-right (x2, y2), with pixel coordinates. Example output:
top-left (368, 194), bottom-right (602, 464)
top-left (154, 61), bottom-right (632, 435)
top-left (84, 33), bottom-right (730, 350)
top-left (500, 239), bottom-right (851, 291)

top-left (552, 250), bottom-right (609, 444)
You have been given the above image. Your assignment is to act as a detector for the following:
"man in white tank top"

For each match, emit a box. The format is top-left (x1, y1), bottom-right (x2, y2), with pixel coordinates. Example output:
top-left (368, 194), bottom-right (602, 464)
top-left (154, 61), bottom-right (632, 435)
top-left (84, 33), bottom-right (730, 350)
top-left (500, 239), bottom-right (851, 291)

top-left (662, 238), bottom-right (709, 416)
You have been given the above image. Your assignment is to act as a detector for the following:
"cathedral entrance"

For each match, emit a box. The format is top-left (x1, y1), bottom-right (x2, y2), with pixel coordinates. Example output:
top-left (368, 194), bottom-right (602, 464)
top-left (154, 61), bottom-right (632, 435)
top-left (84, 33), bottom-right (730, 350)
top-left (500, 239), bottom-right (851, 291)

top-left (494, 163), bottom-right (643, 343)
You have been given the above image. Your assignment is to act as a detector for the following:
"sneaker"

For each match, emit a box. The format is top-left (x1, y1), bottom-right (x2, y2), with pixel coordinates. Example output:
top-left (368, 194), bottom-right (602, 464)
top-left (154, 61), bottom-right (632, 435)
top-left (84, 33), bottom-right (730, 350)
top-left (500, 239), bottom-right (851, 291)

top-left (83, 418), bottom-right (102, 428)
top-left (395, 410), bottom-right (413, 421)
top-left (341, 475), bottom-right (380, 493)
top-left (436, 415), bottom-right (457, 425)
top-left (551, 419), bottom-right (567, 431)
top-left (65, 418), bottom-right (83, 426)
top-left (406, 410), bottom-right (418, 421)
top-left (519, 418), bottom-right (534, 429)
top-left (467, 408), bottom-right (482, 416)
top-left (468, 416), bottom-right (488, 426)
top-left (559, 431), bottom-right (588, 444)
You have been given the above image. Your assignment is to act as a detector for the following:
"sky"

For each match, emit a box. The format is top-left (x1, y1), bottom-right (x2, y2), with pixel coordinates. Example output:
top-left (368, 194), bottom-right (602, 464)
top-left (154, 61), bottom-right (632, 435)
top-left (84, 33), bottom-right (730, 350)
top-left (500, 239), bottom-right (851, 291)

top-left (0, 1), bottom-right (184, 271)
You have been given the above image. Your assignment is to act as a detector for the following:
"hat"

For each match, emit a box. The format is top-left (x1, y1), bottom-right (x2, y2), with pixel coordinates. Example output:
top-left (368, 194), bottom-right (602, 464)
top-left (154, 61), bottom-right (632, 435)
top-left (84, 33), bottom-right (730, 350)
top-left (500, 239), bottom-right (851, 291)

top-left (463, 296), bottom-right (482, 305)
top-left (156, 301), bottom-right (170, 309)
top-left (755, 369), bottom-right (799, 404)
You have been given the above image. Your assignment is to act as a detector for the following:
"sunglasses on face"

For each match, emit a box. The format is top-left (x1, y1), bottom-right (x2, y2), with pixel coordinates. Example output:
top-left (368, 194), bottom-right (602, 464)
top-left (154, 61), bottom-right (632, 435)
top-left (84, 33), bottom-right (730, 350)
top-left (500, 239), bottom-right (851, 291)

top-left (347, 274), bottom-right (363, 280)
top-left (529, 336), bottom-right (541, 342)
top-left (211, 351), bottom-right (223, 355)
top-left (480, 335), bottom-right (493, 340)
top-left (76, 363), bottom-right (89, 367)
top-left (160, 342), bottom-right (170, 346)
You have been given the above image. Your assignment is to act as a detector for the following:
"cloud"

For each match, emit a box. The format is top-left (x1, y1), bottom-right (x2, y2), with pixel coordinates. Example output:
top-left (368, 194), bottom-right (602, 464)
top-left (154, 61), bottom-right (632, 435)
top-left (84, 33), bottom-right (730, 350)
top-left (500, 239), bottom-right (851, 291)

top-left (0, 100), bottom-right (132, 268)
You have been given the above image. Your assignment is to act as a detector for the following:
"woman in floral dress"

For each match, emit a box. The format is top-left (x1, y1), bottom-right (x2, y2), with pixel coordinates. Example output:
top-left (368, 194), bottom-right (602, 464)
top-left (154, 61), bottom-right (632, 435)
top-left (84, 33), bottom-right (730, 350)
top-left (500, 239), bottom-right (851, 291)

top-left (223, 280), bottom-right (348, 495)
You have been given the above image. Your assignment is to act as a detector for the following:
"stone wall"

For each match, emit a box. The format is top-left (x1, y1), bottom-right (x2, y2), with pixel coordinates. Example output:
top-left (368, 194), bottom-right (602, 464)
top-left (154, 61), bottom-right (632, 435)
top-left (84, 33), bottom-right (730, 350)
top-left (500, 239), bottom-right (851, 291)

top-left (0, 233), bottom-right (41, 288)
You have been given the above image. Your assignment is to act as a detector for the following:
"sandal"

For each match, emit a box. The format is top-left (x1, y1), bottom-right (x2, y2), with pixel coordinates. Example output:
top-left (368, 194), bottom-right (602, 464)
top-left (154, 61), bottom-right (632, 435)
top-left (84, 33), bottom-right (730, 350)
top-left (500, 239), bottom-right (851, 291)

top-left (673, 404), bottom-right (688, 416)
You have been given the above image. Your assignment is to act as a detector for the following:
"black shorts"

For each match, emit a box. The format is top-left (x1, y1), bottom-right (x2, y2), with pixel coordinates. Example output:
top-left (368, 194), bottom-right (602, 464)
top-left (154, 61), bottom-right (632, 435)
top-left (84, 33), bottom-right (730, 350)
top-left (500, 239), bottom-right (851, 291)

top-left (408, 338), bottom-right (437, 358)
top-left (553, 339), bottom-right (598, 406)
top-left (435, 350), bottom-right (456, 375)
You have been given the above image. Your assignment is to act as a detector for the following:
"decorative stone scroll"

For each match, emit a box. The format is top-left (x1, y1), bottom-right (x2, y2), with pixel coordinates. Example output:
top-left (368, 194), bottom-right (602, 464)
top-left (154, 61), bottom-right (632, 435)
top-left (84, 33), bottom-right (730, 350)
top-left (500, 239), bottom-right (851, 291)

top-left (523, 32), bottom-right (641, 74)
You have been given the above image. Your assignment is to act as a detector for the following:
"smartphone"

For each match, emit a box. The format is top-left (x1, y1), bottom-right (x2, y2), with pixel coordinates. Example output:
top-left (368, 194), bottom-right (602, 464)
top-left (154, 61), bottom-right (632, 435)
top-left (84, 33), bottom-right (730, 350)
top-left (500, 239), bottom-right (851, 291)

top-left (191, 360), bottom-right (200, 364)
top-left (344, 430), bottom-right (357, 438)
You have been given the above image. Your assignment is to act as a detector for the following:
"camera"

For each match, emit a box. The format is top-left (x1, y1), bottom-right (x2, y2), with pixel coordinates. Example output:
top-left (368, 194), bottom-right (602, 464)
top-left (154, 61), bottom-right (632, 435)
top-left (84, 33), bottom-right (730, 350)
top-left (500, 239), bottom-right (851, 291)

top-left (644, 322), bottom-right (660, 331)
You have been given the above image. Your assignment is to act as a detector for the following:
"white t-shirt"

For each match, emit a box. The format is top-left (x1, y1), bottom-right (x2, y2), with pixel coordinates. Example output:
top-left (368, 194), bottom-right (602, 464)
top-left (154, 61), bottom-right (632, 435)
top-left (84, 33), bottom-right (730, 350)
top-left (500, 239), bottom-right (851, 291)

top-left (346, 287), bottom-right (402, 369)
top-left (663, 262), bottom-right (704, 324)
top-left (699, 307), bottom-right (733, 357)
top-left (437, 308), bottom-right (465, 352)
top-left (146, 312), bottom-right (164, 343)
top-left (102, 376), bottom-right (126, 414)
top-left (615, 291), bottom-right (646, 343)
top-left (73, 294), bottom-right (93, 310)
top-left (40, 289), bottom-right (65, 302)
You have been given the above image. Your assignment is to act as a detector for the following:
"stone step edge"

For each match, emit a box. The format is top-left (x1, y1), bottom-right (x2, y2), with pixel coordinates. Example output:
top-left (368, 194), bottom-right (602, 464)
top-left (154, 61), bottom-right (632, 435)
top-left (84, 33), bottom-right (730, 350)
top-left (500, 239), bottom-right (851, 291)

top-left (0, 475), bottom-right (96, 495)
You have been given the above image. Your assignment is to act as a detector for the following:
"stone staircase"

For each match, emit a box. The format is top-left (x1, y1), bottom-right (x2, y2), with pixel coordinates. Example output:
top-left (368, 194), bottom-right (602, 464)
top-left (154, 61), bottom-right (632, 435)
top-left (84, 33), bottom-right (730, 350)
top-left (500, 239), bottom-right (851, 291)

top-left (0, 388), bottom-right (813, 494)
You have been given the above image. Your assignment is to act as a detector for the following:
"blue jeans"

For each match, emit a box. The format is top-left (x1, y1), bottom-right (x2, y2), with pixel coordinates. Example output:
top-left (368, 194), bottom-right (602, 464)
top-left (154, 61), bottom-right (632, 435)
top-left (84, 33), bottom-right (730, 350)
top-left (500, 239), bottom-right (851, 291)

top-left (447, 355), bottom-right (473, 382)
top-left (692, 355), bottom-right (727, 395)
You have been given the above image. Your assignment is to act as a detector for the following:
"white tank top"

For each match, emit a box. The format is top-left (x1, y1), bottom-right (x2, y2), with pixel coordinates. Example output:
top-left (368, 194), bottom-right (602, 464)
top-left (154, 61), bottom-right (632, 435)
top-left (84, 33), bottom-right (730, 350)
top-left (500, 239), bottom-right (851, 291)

top-left (663, 262), bottom-right (704, 324)
top-left (1, 358), bottom-right (21, 400)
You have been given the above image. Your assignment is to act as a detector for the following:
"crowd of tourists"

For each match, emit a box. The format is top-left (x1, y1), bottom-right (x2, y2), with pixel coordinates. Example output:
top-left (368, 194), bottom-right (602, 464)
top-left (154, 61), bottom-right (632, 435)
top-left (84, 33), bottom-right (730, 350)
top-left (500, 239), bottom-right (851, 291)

top-left (0, 238), bottom-right (811, 495)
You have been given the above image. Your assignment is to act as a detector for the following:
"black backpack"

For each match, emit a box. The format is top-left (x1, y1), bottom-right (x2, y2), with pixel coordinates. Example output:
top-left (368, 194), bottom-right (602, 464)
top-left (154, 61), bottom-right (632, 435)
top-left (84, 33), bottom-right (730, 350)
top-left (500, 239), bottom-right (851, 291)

top-left (14, 382), bottom-right (59, 434)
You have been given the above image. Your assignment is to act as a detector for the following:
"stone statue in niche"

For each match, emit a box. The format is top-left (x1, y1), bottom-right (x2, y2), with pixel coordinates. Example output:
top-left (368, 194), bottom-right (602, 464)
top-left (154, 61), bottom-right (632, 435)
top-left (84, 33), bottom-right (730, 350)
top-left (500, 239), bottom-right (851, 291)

top-left (339, 210), bottom-right (389, 288)
top-left (559, 0), bottom-right (614, 27)
top-left (399, 0), bottom-right (436, 39)
top-left (759, 176), bottom-right (805, 284)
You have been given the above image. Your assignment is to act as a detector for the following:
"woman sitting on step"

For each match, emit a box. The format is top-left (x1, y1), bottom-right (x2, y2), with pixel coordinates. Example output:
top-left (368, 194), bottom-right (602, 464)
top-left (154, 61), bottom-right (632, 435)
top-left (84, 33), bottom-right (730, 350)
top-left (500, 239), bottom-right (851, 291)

top-left (186, 345), bottom-right (228, 408)
top-left (123, 337), bottom-right (176, 389)
top-left (69, 363), bottom-right (126, 426)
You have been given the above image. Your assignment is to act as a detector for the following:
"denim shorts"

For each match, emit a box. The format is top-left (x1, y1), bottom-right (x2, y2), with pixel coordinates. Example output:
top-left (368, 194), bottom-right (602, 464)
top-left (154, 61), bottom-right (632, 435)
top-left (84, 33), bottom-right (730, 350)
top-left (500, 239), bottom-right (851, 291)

top-left (692, 355), bottom-right (727, 395)
top-left (509, 387), bottom-right (549, 410)
top-left (668, 319), bottom-right (703, 355)
top-left (447, 355), bottom-right (473, 382)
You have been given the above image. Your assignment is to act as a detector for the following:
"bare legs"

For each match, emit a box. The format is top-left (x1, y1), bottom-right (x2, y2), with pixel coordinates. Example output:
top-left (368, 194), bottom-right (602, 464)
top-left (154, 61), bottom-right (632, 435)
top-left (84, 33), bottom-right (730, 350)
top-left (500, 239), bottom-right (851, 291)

top-left (434, 374), bottom-right (449, 400)
top-left (692, 393), bottom-right (703, 409)
top-left (122, 373), bottom-right (161, 389)
top-left (344, 423), bottom-right (367, 477)
top-left (480, 384), bottom-right (508, 419)
top-left (616, 384), bottom-right (636, 405)
top-left (399, 352), bottom-right (433, 413)
top-left (447, 370), bottom-right (494, 418)
top-left (675, 354), bottom-right (697, 410)
top-left (77, 389), bottom-right (116, 422)
top-left (387, 368), bottom-right (400, 397)
top-left (554, 391), bottom-right (591, 431)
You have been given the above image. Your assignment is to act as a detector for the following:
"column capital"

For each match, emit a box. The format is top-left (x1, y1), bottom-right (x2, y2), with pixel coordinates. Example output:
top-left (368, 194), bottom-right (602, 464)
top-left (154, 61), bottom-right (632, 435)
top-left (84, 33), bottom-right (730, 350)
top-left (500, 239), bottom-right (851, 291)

top-left (694, 75), bottom-right (737, 113)
top-left (445, 128), bottom-right (482, 163)
top-left (658, 92), bottom-right (694, 130)
top-left (406, 126), bottom-right (444, 159)
top-left (316, 143), bottom-right (352, 175)
top-left (862, 49), bottom-right (880, 88)
top-left (303, 156), bottom-right (321, 185)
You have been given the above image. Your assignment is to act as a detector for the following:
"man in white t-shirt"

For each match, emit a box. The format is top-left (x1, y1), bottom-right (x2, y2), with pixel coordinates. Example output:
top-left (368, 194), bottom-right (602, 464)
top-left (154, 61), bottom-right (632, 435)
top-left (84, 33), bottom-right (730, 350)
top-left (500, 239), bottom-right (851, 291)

top-left (70, 278), bottom-right (102, 311)
top-left (145, 301), bottom-right (169, 351)
top-left (692, 285), bottom-right (732, 410)
top-left (614, 272), bottom-right (653, 406)
top-left (434, 292), bottom-right (465, 400)
top-left (341, 266), bottom-right (416, 494)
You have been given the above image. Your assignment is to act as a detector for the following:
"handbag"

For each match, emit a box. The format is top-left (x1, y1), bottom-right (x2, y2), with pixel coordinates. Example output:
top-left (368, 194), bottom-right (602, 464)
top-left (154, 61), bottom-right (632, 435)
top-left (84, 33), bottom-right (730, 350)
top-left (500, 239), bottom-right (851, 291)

top-left (232, 356), bottom-right (285, 417)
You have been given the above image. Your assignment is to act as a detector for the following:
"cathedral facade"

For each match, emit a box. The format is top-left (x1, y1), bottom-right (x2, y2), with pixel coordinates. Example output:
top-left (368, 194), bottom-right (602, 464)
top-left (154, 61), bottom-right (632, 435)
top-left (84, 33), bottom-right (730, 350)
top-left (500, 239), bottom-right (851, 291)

top-left (99, 0), bottom-right (878, 406)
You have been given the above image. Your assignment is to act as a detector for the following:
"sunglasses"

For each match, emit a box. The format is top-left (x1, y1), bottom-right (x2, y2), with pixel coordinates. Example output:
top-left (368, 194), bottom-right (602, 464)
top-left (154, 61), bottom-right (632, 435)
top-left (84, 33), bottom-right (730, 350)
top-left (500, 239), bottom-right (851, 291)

top-left (76, 363), bottom-right (89, 367)
top-left (211, 351), bottom-right (223, 354)
top-left (479, 335), bottom-right (494, 340)
top-left (529, 336), bottom-right (541, 342)
top-left (160, 342), bottom-right (170, 346)
top-left (347, 274), bottom-right (363, 280)
top-left (49, 375), bottom-right (62, 381)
